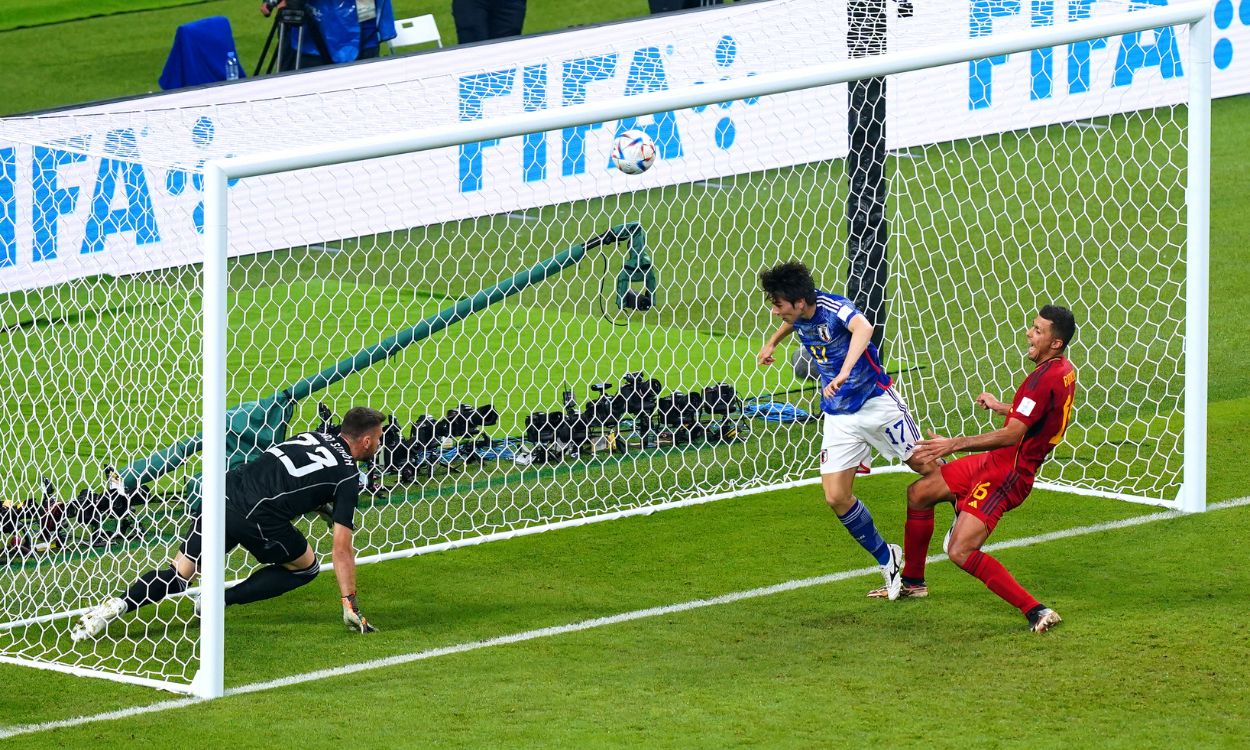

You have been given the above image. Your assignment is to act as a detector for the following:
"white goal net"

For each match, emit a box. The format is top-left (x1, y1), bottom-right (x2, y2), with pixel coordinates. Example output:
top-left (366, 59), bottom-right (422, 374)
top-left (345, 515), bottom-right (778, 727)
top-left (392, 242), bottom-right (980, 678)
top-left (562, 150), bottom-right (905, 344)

top-left (0, 0), bottom-right (1210, 694)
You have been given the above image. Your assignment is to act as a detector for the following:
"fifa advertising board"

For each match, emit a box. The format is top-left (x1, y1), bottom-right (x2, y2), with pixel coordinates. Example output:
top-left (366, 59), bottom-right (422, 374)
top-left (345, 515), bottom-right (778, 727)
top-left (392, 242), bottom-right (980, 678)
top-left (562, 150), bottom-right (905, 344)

top-left (0, 0), bottom-right (1246, 293)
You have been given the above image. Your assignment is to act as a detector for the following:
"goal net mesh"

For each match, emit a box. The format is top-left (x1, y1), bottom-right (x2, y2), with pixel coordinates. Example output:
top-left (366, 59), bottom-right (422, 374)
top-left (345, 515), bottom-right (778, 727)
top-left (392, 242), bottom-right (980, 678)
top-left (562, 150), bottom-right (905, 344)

top-left (0, 0), bottom-right (1191, 690)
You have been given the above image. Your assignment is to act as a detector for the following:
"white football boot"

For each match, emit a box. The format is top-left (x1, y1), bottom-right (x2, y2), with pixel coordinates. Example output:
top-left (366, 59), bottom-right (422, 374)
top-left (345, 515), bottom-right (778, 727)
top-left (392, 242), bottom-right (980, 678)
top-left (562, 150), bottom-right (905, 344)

top-left (70, 597), bottom-right (126, 642)
top-left (880, 543), bottom-right (904, 601)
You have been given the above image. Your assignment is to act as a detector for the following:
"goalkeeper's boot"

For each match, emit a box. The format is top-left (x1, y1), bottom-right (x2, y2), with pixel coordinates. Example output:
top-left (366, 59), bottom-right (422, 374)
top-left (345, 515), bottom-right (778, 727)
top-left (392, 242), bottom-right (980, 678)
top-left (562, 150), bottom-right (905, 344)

top-left (878, 544), bottom-right (904, 601)
top-left (1026, 605), bottom-right (1062, 633)
top-left (867, 580), bottom-right (928, 599)
top-left (70, 597), bottom-right (126, 642)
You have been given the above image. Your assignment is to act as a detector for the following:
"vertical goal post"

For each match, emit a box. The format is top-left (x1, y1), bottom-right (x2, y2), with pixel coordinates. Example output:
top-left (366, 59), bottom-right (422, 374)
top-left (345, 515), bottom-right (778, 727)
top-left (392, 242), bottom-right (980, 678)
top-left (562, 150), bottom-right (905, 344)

top-left (1183, 7), bottom-right (1211, 516)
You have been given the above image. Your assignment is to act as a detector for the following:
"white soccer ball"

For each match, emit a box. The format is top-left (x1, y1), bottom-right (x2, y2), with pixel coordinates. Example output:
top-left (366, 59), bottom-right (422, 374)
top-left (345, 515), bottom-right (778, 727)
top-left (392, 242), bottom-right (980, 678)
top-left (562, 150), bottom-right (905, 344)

top-left (611, 129), bottom-right (657, 175)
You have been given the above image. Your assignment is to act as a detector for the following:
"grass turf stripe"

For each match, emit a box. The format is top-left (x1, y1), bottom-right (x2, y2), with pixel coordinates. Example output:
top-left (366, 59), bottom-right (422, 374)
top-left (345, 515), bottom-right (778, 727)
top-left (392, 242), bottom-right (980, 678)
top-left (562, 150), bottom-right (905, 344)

top-left (2, 494), bottom-right (1246, 740)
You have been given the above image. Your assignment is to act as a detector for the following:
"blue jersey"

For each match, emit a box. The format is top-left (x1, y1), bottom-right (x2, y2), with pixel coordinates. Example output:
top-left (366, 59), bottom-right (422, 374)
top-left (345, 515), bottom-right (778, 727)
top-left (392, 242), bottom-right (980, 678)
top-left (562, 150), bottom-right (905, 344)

top-left (791, 292), bottom-right (892, 415)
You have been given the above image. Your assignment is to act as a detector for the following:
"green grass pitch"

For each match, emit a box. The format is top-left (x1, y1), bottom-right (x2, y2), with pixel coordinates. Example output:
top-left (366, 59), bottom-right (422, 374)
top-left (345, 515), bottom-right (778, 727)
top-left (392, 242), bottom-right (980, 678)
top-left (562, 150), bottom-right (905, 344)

top-left (1, 2), bottom-right (1250, 746)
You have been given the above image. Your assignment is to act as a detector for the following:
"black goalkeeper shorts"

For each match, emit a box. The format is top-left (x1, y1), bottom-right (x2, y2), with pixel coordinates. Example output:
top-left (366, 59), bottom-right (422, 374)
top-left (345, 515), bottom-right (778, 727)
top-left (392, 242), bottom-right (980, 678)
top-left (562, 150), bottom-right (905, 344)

top-left (180, 510), bottom-right (310, 566)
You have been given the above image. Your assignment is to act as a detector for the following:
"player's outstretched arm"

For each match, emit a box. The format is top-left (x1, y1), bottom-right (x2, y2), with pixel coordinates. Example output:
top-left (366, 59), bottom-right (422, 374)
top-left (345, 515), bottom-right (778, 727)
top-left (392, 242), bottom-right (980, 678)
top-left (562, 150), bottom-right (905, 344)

top-left (974, 392), bottom-right (1011, 416)
top-left (758, 321), bottom-right (794, 365)
top-left (911, 419), bottom-right (1029, 464)
top-left (332, 522), bottom-right (376, 633)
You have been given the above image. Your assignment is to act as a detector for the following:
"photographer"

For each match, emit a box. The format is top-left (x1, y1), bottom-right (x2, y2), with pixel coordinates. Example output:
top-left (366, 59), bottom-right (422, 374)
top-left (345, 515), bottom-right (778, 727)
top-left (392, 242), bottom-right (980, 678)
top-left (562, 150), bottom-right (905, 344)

top-left (262, 0), bottom-right (396, 70)
top-left (453, 0), bottom-right (526, 44)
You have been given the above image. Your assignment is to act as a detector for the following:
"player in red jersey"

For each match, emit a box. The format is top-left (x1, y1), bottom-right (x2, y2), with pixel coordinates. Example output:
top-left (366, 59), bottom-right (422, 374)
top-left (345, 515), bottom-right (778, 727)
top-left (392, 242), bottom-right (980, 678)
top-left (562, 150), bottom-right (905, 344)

top-left (899, 305), bottom-right (1076, 633)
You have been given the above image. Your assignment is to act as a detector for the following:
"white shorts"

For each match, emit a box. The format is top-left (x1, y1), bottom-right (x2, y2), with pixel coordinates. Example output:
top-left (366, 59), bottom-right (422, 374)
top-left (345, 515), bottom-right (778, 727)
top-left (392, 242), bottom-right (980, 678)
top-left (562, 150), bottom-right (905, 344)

top-left (819, 389), bottom-right (921, 474)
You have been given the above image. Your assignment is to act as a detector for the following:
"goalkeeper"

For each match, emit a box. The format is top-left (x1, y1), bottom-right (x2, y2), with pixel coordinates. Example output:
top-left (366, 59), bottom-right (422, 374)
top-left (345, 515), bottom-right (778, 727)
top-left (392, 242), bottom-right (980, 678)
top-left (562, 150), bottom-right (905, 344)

top-left (72, 407), bottom-right (386, 641)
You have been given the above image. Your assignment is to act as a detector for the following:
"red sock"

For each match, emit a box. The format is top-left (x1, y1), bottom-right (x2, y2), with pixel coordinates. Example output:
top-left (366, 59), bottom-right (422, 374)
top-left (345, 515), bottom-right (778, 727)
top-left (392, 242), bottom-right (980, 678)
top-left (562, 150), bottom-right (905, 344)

top-left (960, 550), bottom-right (1040, 614)
top-left (902, 508), bottom-right (934, 581)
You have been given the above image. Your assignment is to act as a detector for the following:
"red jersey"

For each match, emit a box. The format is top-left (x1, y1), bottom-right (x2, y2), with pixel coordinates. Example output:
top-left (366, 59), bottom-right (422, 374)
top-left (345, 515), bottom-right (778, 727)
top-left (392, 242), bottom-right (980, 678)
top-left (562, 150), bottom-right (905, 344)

top-left (985, 356), bottom-right (1077, 478)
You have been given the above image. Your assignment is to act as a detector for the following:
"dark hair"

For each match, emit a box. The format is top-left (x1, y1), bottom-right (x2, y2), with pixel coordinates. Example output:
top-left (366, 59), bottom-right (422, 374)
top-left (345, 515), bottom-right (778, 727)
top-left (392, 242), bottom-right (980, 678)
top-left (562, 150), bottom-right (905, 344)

top-left (339, 406), bottom-right (386, 438)
top-left (1039, 305), bottom-right (1075, 350)
top-left (759, 261), bottom-right (818, 306)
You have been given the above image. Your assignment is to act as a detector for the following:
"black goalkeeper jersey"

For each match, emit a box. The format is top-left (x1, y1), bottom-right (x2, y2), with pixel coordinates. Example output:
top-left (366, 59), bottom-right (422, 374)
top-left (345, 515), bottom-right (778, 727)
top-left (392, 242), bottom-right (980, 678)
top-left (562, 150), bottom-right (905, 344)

top-left (225, 432), bottom-right (361, 530)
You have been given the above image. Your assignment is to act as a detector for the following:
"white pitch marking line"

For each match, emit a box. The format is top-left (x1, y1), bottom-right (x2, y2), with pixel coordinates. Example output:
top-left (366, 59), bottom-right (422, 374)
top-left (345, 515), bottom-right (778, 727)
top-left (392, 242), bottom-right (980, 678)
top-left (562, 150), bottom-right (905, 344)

top-left (3, 495), bottom-right (1247, 740)
top-left (694, 179), bottom-right (731, 189)
top-left (505, 212), bottom-right (541, 222)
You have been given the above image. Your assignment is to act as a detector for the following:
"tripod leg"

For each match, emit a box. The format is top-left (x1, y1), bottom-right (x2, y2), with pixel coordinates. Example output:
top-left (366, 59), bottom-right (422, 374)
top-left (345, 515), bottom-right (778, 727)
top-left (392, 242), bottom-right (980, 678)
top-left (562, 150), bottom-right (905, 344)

top-left (294, 26), bottom-right (305, 71)
top-left (255, 15), bottom-right (280, 76)
top-left (274, 23), bottom-right (287, 74)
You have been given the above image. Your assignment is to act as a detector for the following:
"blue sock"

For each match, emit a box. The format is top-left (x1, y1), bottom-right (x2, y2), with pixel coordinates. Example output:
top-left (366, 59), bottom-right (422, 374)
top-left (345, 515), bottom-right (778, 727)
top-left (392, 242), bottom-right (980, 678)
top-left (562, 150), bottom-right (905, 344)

top-left (837, 499), bottom-right (891, 565)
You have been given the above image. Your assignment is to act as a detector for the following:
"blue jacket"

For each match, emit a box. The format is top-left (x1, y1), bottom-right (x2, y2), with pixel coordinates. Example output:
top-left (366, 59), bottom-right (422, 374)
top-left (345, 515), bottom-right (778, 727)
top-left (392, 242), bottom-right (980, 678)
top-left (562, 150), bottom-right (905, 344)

top-left (295, 0), bottom-right (396, 63)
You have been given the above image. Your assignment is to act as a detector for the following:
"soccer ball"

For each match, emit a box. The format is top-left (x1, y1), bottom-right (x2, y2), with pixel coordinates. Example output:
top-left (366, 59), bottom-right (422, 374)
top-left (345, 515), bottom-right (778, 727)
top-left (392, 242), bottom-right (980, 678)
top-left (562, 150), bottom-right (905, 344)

top-left (611, 129), bottom-right (657, 175)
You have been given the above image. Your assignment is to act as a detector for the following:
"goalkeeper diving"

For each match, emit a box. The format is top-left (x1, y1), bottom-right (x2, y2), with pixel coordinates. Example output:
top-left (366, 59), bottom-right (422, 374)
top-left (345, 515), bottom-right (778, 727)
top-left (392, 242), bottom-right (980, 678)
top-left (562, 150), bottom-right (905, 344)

top-left (72, 407), bottom-right (386, 641)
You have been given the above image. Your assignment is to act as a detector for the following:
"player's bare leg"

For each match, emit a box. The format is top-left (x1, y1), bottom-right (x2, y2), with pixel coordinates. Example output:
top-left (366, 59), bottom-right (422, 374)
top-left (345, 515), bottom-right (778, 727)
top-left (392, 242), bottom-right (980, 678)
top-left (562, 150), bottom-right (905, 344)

top-left (821, 467), bottom-right (860, 516)
top-left (823, 469), bottom-right (903, 600)
top-left (904, 454), bottom-right (943, 478)
top-left (282, 545), bottom-right (317, 571)
top-left (946, 512), bottom-right (1060, 633)
top-left (171, 551), bottom-right (198, 580)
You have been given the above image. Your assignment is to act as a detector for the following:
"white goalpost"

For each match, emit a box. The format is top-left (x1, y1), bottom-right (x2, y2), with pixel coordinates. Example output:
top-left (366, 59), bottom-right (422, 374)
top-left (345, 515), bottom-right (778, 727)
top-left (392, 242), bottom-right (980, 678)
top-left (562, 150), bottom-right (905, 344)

top-left (0, 0), bottom-right (1212, 698)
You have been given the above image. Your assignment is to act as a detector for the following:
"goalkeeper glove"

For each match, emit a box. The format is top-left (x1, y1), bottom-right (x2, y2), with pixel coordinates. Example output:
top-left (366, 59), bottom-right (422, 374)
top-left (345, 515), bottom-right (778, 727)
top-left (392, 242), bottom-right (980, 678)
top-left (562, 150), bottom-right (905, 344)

top-left (341, 593), bottom-right (376, 633)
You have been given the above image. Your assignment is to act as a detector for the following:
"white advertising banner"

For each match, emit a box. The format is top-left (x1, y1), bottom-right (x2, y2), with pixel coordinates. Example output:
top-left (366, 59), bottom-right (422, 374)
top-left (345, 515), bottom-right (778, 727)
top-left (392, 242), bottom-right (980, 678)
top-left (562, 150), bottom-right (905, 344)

top-left (0, 0), bottom-right (1245, 293)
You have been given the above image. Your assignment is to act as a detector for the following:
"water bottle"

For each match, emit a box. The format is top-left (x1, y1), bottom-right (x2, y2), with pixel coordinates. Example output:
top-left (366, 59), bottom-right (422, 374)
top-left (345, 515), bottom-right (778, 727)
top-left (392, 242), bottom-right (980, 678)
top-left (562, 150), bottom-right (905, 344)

top-left (225, 51), bottom-right (240, 81)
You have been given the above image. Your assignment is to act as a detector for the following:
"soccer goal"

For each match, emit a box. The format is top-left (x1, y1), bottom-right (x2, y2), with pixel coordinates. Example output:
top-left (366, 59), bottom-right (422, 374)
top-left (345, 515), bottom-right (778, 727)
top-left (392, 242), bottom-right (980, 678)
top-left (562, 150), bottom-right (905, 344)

top-left (0, 0), bottom-right (1213, 697)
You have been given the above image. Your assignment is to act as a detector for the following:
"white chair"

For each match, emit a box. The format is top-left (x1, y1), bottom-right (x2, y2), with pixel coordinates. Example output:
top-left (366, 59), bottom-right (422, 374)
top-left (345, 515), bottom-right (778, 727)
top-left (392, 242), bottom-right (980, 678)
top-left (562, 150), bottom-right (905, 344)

top-left (388, 14), bottom-right (443, 54)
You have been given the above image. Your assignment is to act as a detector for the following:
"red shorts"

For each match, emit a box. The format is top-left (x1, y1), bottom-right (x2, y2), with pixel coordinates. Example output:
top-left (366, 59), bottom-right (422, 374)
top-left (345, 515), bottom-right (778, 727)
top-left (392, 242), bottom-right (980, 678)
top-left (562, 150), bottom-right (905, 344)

top-left (940, 453), bottom-right (1034, 533)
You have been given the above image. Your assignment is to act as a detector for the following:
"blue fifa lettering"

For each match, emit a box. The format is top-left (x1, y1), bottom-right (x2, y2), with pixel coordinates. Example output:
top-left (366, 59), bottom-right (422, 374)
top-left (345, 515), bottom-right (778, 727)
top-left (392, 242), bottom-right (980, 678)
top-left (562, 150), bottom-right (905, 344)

top-left (0, 148), bottom-right (13, 268)
top-left (969, 56), bottom-right (1010, 109)
top-left (968, 0), bottom-right (1021, 109)
top-left (32, 146), bottom-right (87, 262)
top-left (1030, 0), bottom-right (1055, 100)
top-left (561, 54), bottom-right (617, 176)
top-left (522, 64), bottom-right (547, 183)
top-left (81, 129), bottom-right (160, 254)
top-left (458, 68), bottom-right (516, 193)
top-left (1114, 0), bottom-right (1183, 87)
top-left (1067, 0), bottom-right (1108, 93)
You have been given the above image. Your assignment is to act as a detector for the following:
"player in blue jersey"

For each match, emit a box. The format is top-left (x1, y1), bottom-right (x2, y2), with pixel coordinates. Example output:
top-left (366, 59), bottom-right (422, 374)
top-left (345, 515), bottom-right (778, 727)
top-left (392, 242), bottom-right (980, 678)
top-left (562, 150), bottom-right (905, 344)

top-left (757, 261), bottom-right (938, 600)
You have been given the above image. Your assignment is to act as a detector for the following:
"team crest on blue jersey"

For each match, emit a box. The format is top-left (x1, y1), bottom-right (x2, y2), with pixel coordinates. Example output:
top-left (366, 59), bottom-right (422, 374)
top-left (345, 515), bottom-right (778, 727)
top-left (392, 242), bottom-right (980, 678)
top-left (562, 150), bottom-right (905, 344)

top-left (815, 324), bottom-right (831, 341)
